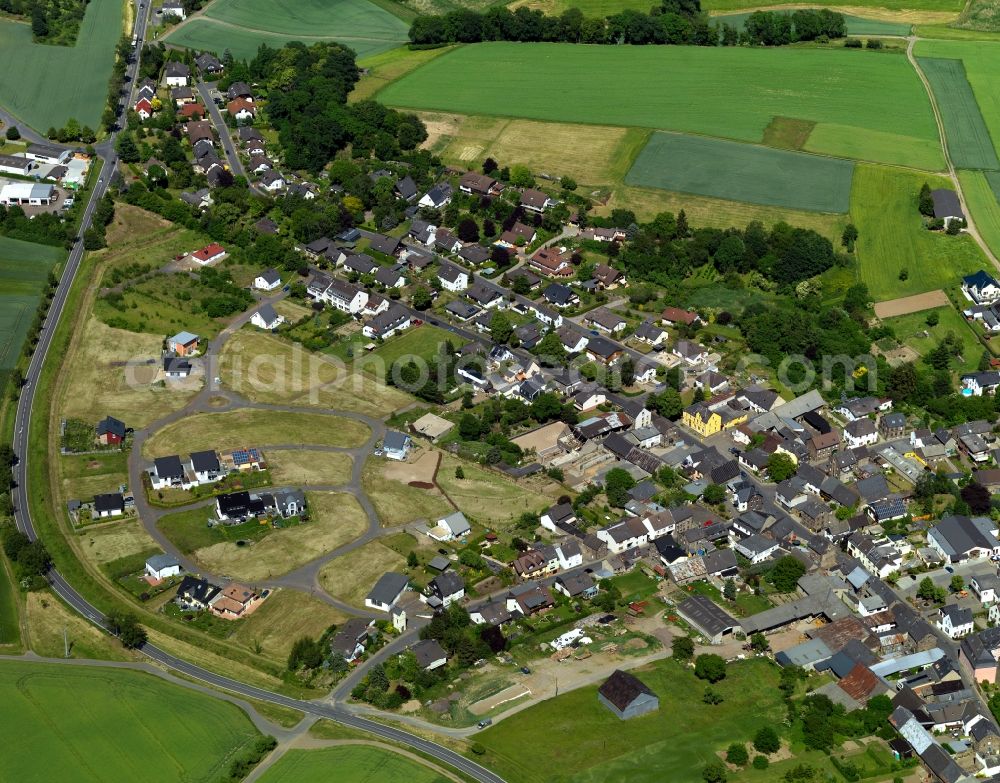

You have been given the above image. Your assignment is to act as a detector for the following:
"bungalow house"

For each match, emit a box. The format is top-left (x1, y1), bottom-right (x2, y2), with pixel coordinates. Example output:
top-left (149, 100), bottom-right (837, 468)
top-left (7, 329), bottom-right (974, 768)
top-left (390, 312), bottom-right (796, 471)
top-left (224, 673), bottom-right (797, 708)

top-left (93, 493), bottom-right (125, 519)
top-left (437, 262), bottom-right (469, 292)
top-left (163, 61), bottom-right (190, 87)
top-left (459, 172), bottom-right (502, 196)
top-left (330, 617), bottom-right (372, 662)
top-left (585, 308), bottom-right (627, 334)
top-left (598, 670), bottom-right (659, 720)
top-left (458, 244), bottom-right (491, 266)
top-left (580, 227), bottom-right (626, 243)
top-left (693, 370), bottom-right (728, 394)
top-left (521, 188), bottom-right (555, 213)
top-left (163, 356), bottom-right (192, 379)
top-left (227, 98), bottom-right (256, 122)
top-left (95, 415), bottom-right (126, 446)
top-left (660, 306), bottom-right (699, 327)
top-left (177, 99), bottom-right (206, 118)
top-left (672, 339), bottom-right (707, 365)
top-left (963, 270), bottom-right (1000, 305)
top-left (410, 639), bottom-right (448, 670)
top-left (498, 221), bottom-right (537, 248)
top-left (250, 303), bottom-right (284, 330)
top-left (259, 171), bottom-right (286, 192)
top-left (253, 268), bottom-right (281, 291)
top-left (362, 305), bottom-right (411, 339)
top-left (209, 583), bottom-right (259, 619)
top-left (554, 570), bottom-right (597, 600)
top-left (427, 511), bottom-right (471, 542)
top-left (168, 331), bottom-right (199, 356)
top-left (585, 336), bottom-right (623, 366)
top-left (931, 188), bottom-right (965, 227)
top-left (382, 430), bottom-right (411, 461)
top-left (365, 572), bottom-right (409, 612)
top-left (528, 247), bottom-right (573, 278)
top-left (634, 321), bottom-right (666, 346)
top-left (418, 183), bottom-right (453, 209)
top-left (542, 282), bottom-right (578, 309)
top-left (593, 263), bottom-right (624, 289)
top-left (191, 243), bottom-right (227, 265)
top-left (467, 283), bottom-right (504, 310)
top-left (145, 554), bottom-right (181, 581)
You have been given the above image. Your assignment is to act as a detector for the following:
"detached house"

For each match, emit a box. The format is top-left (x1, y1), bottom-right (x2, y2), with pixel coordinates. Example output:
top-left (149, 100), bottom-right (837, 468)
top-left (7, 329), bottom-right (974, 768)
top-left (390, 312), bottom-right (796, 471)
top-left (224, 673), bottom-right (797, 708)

top-left (938, 604), bottom-right (974, 639)
top-left (459, 172), bottom-right (502, 196)
top-left (253, 268), bottom-right (281, 291)
top-left (365, 572), bottom-right (409, 612)
top-left (363, 305), bottom-right (411, 339)
top-left (844, 418), bottom-right (879, 448)
top-left (163, 61), bottom-right (190, 87)
top-left (95, 415), bottom-right (126, 446)
top-left (529, 247), bottom-right (572, 278)
top-left (437, 262), bottom-right (468, 292)
top-left (250, 303), bottom-right (284, 330)
top-left (521, 188), bottom-right (555, 213)
top-left (963, 270), bottom-right (1000, 305)
top-left (585, 308), bottom-right (627, 334)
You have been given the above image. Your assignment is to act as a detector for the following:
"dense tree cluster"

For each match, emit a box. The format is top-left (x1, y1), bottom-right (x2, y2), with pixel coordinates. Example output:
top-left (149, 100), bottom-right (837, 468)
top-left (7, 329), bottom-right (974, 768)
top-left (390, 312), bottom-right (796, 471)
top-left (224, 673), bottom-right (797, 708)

top-left (0, 0), bottom-right (91, 44)
top-left (622, 213), bottom-right (835, 289)
top-left (2, 527), bottom-right (52, 586)
top-left (410, 1), bottom-right (843, 46)
top-left (222, 42), bottom-right (427, 171)
top-left (105, 610), bottom-right (147, 649)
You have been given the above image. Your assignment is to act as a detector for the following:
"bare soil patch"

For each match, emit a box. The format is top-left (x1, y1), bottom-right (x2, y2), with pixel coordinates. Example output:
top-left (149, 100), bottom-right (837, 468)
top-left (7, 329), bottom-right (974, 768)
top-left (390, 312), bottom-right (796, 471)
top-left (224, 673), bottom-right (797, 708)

top-left (873, 289), bottom-right (950, 318)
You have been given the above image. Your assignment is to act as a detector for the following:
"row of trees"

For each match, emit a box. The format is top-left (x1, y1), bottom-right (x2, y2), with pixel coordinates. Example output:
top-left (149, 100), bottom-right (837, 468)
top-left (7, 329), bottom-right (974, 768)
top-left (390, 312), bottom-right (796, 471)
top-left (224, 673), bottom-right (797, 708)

top-left (409, 2), bottom-right (844, 47)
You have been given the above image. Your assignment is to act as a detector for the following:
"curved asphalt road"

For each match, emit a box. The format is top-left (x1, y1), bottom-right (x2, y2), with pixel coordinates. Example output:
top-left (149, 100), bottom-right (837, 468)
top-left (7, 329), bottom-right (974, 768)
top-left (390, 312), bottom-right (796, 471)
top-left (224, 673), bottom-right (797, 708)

top-left (5, 7), bottom-right (505, 781)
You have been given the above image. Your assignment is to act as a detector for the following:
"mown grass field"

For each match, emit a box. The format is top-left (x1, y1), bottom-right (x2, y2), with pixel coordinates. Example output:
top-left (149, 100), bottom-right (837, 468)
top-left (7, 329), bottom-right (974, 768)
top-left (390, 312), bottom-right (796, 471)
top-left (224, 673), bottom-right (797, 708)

top-left (256, 745), bottom-right (451, 783)
top-left (959, 170), bottom-right (1000, 259)
top-left (0, 0), bottom-right (120, 130)
top-left (625, 132), bottom-right (854, 212)
top-left (352, 46), bottom-right (456, 102)
top-left (1, 661), bottom-right (260, 782)
top-left (0, 558), bottom-right (20, 647)
top-left (436, 454), bottom-right (557, 528)
top-left (916, 56), bottom-right (1000, 169)
top-left (422, 112), bottom-right (649, 185)
top-left (143, 409), bottom-right (370, 458)
top-left (318, 539), bottom-right (406, 606)
top-left (851, 165), bottom-right (985, 299)
top-left (267, 449), bottom-right (353, 486)
top-left (703, 0), bottom-right (962, 10)
top-left (379, 43), bottom-right (941, 169)
top-left (0, 237), bottom-right (64, 386)
top-left (915, 40), bottom-right (1000, 162)
top-left (363, 458), bottom-right (453, 526)
top-left (713, 10), bottom-right (913, 35)
top-left (166, 0), bottom-right (410, 61)
top-left (477, 658), bottom-right (787, 783)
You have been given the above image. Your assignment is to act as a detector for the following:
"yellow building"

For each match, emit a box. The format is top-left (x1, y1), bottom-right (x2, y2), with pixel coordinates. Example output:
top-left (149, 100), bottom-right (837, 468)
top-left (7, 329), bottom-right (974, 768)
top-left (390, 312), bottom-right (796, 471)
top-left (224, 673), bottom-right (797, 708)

top-left (682, 403), bottom-right (748, 438)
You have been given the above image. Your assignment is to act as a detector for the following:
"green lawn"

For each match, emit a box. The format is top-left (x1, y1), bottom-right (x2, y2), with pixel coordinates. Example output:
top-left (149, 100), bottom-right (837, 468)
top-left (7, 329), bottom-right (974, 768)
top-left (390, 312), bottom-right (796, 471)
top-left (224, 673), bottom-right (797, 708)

top-left (256, 745), bottom-right (451, 783)
top-left (0, 661), bottom-right (260, 782)
top-left (712, 10), bottom-right (913, 36)
top-left (0, 0), bottom-right (121, 131)
top-left (166, 0), bottom-right (410, 61)
top-left (850, 164), bottom-right (986, 299)
top-left (477, 658), bottom-right (787, 783)
top-left (916, 56), bottom-right (1000, 170)
top-left (157, 505), bottom-right (275, 554)
top-left (884, 305), bottom-right (982, 372)
top-left (367, 323), bottom-right (455, 366)
top-left (625, 132), bottom-right (854, 213)
top-left (608, 570), bottom-right (660, 602)
top-left (915, 40), bottom-right (1000, 164)
top-left (0, 237), bottom-right (65, 386)
top-left (379, 43), bottom-right (941, 169)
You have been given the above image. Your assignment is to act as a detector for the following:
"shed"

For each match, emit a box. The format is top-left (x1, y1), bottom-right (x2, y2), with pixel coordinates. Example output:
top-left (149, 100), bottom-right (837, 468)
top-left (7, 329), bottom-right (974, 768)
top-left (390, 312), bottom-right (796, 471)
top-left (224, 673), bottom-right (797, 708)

top-left (598, 669), bottom-right (659, 720)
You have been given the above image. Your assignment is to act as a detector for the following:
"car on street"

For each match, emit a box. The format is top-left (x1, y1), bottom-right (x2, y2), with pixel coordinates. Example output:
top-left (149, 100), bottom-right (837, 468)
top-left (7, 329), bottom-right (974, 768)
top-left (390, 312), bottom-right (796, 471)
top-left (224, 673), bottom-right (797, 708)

top-left (477, 718), bottom-right (492, 729)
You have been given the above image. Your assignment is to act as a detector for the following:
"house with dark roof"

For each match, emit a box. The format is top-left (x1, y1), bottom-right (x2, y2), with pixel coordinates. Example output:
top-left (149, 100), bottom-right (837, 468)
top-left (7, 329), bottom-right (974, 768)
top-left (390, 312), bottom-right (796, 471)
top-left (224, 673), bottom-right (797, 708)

top-left (175, 575), bottom-right (221, 610)
top-left (93, 492), bottom-right (125, 518)
top-left (931, 189), bottom-right (964, 224)
top-left (928, 515), bottom-right (1000, 564)
top-left (330, 618), bottom-right (372, 662)
top-left (365, 572), bottom-right (409, 612)
top-left (963, 270), bottom-right (1000, 305)
top-left (598, 670), bottom-right (659, 720)
top-left (410, 638), bottom-right (448, 670)
top-left (676, 594), bottom-right (739, 644)
top-left (95, 415), bottom-right (127, 446)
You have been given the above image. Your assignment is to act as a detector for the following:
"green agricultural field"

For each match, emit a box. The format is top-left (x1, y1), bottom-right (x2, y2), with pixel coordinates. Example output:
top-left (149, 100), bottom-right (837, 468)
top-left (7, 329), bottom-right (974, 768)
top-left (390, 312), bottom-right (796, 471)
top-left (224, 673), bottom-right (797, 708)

top-left (959, 170), bottom-right (1000, 258)
top-left (712, 10), bottom-right (913, 36)
top-left (0, 0), bottom-right (121, 131)
top-left (916, 56), bottom-right (1000, 170)
top-left (510, 0), bottom-right (662, 17)
top-left (0, 237), bottom-right (65, 386)
top-left (166, 0), bottom-right (410, 61)
top-left (915, 40), bottom-right (1000, 162)
top-left (1, 661), bottom-right (260, 782)
top-left (477, 658), bottom-right (787, 783)
top-left (625, 132), bottom-right (854, 213)
top-left (851, 165), bottom-right (985, 299)
top-left (703, 0), bottom-right (962, 10)
top-left (379, 43), bottom-right (942, 170)
top-left (256, 745), bottom-right (451, 783)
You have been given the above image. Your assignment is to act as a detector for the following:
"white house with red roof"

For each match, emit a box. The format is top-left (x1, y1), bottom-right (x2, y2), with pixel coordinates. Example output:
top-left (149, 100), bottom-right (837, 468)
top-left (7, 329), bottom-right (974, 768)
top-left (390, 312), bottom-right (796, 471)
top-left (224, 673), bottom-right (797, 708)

top-left (191, 243), bottom-right (226, 265)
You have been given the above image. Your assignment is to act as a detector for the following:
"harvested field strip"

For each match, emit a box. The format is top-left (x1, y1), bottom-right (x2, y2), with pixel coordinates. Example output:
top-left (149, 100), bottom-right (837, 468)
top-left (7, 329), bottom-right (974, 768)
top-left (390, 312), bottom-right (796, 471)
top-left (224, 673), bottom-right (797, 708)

top-left (872, 290), bottom-right (949, 318)
top-left (625, 132), bottom-right (853, 213)
top-left (917, 56), bottom-right (1000, 170)
top-left (379, 42), bottom-right (939, 169)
